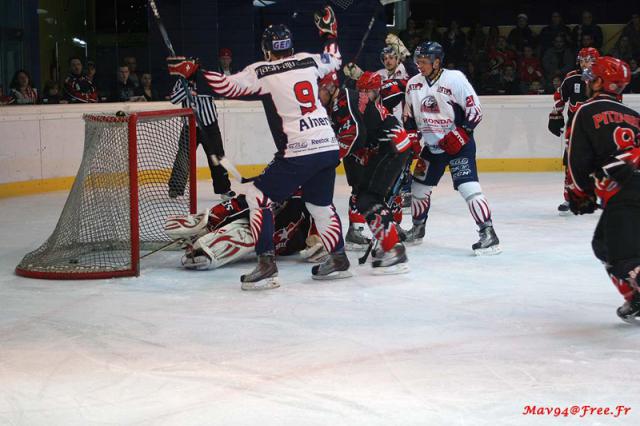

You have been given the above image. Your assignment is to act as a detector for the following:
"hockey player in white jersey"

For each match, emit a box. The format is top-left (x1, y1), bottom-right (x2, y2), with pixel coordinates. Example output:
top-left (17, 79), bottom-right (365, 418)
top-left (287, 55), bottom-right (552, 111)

top-left (403, 41), bottom-right (501, 255)
top-left (172, 7), bottom-right (351, 290)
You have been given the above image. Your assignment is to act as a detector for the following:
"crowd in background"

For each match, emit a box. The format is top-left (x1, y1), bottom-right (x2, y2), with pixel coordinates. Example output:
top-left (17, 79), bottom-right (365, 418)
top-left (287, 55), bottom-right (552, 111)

top-left (397, 10), bottom-right (640, 95)
top-left (2, 10), bottom-right (640, 105)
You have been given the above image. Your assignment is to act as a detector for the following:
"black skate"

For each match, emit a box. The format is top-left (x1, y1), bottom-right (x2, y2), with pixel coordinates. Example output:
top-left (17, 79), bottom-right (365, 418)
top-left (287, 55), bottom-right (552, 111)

top-left (557, 201), bottom-right (571, 216)
top-left (401, 192), bottom-right (411, 213)
top-left (402, 223), bottom-right (425, 245)
top-left (241, 253), bottom-right (280, 291)
top-left (617, 292), bottom-right (640, 324)
top-left (312, 251), bottom-right (352, 280)
top-left (345, 224), bottom-right (370, 251)
top-left (372, 243), bottom-right (409, 275)
top-left (472, 225), bottom-right (502, 255)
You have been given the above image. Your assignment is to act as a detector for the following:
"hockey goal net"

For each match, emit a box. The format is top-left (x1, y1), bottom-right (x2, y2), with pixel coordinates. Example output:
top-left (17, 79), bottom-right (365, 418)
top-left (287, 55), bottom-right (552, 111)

top-left (15, 108), bottom-right (197, 279)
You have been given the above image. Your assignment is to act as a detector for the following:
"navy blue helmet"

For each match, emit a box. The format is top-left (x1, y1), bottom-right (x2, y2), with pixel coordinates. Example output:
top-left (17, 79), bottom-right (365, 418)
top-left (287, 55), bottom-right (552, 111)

top-left (380, 46), bottom-right (398, 64)
top-left (414, 41), bottom-right (445, 64)
top-left (261, 24), bottom-right (294, 56)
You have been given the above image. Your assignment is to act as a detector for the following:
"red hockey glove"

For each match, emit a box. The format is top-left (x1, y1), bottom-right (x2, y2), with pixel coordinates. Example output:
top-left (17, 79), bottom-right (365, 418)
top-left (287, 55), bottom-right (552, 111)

top-left (167, 56), bottom-right (199, 80)
top-left (438, 127), bottom-right (469, 155)
top-left (547, 112), bottom-right (565, 137)
top-left (314, 5), bottom-right (338, 38)
top-left (385, 126), bottom-right (412, 154)
top-left (408, 130), bottom-right (422, 158)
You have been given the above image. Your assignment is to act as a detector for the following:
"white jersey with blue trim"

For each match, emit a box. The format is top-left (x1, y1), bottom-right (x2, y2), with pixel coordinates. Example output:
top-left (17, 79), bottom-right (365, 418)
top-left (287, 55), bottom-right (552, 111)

top-left (204, 50), bottom-right (341, 158)
top-left (405, 68), bottom-right (482, 154)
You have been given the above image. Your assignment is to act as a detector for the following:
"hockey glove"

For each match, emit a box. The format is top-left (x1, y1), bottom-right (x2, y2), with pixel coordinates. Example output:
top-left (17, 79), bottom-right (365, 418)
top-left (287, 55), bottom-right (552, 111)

top-left (567, 186), bottom-right (597, 215)
top-left (438, 127), bottom-right (469, 155)
top-left (167, 56), bottom-right (199, 80)
top-left (407, 129), bottom-right (422, 158)
top-left (384, 126), bottom-right (412, 154)
top-left (344, 62), bottom-right (364, 80)
top-left (547, 112), bottom-right (565, 137)
top-left (314, 5), bottom-right (338, 38)
top-left (385, 33), bottom-right (410, 59)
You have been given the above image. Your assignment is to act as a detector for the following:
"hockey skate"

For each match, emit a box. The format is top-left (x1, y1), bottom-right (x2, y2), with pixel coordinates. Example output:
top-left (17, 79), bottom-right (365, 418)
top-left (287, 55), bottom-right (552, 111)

top-left (472, 225), bottom-right (502, 255)
top-left (401, 192), bottom-right (412, 214)
top-left (221, 190), bottom-right (237, 201)
top-left (372, 243), bottom-right (409, 275)
top-left (312, 251), bottom-right (352, 280)
top-left (557, 201), bottom-right (571, 216)
top-left (240, 253), bottom-right (280, 291)
top-left (402, 223), bottom-right (425, 245)
top-left (617, 292), bottom-right (640, 324)
top-left (345, 223), bottom-right (370, 251)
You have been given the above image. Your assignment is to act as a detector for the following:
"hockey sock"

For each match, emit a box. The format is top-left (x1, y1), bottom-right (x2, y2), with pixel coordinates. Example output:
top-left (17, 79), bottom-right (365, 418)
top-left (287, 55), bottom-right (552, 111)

top-left (410, 181), bottom-right (432, 225)
top-left (458, 181), bottom-right (492, 226)
top-left (306, 203), bottom-right (345, 253)
top-left (349, 194), bottom-right (366, 226)
top-left (365, 204), bottom-right (400, 252)
top-left (246, 185), bottom-right (275, 255)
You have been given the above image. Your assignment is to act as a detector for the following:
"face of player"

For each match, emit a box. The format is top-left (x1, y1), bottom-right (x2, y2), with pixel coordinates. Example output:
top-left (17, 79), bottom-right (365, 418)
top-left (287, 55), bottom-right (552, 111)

top-left (588, 77), bottom-right (603, 96)
top-left (365, 89), bottom-right (379, 102)
top-left (383, 54), bottom-right (398, 72)
top-left (416, 57), bottom-right (438, 77)
top-left (579, 57), bottom-right (595, 71)
top-left (319, 86), bottom-right (331, 107)
top-left (70, 59), bottom-right (83, 75)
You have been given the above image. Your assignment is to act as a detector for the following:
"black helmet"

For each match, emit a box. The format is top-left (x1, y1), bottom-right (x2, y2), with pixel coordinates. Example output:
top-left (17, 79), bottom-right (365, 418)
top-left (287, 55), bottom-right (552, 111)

top-left (261, 24), bottom-right (294, 57)
top-left (414, 41), bottom-right (445, 64)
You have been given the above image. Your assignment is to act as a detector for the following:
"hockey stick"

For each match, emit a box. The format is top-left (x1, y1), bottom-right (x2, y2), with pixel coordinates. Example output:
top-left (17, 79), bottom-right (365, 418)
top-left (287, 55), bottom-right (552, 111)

top-left (148, 0), bottom-right (246, 183)
top-left (140, 238), bottom-right (185, 259)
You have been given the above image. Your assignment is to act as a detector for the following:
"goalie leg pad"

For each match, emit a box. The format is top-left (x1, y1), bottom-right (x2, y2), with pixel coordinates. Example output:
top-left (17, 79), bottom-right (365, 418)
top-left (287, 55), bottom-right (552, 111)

top-left (165, 211), bottom-right (210, 240)
top-left (188, 218), bottom-right (255, 269)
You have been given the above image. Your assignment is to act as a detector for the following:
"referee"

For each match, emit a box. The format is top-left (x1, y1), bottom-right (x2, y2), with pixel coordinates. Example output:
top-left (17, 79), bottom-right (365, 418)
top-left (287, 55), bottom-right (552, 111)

top-left (167, 57), bottom-right (233, 200)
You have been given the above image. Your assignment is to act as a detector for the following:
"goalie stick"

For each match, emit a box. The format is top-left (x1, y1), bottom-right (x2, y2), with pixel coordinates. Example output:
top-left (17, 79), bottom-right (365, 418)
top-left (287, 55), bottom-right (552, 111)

top-left (147, 0), bottom-right (246, 183)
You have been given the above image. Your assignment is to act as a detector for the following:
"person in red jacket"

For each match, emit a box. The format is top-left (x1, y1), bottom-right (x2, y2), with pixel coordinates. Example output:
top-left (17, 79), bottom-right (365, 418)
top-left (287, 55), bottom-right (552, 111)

top-left (63, 57), bottom-right (97, 103)
top-left (518, 45), bottom-right (544, 85)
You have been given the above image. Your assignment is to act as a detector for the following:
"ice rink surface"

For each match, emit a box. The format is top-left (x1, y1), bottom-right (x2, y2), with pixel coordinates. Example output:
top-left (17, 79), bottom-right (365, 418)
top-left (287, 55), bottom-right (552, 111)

top-left (1, 172), bottom-right (639, 425)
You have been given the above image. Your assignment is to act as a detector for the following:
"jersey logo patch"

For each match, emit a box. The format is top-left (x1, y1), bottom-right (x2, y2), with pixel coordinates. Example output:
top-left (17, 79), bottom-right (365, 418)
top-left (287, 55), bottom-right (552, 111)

top-left (421, 95), bottom-right (440, 114)
top-left (574, 83), bottom-right (581, 93)
top-left (465, 95), bottom-right (476, 107)
top-left (437, 86), bottom-right (452, 96)
top-left (408, 82), bottom-right (423, 92)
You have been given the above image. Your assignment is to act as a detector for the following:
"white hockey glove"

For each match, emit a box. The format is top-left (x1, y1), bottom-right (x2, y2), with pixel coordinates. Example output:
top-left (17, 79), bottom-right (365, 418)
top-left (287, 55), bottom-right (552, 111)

top-left (385, 33), bottom-right (410, 60)
top-left (343, 62), bottom-right (364, 80)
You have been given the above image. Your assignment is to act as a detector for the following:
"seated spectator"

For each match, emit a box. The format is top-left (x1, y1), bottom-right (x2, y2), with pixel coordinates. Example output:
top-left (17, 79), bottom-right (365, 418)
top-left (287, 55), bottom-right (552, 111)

top-left (134, 72), bottom-right (160, 101)
top-left (399, 18), bottom-right (421, 47)
top-left (507, 13), bottom-right (537, 53)
top-left (216, 48), bottom-right (235, 75)
top-left (420, 18), bottom-right (440, 44)
top-left (41, 81), bottom-right (67, 104)
top-left (527, 80), bottom-right (545, 95)
top-left (486, 25), bottom-right (501, 50)
top-left (467, 22), bottom-right (487, 55)
top-left (123, 56), bottom-right (140, 88)
top-left (609, 35), bottom-right (638, 63)
top-left (0, 85), bottom-right (11, 104)
top-left (110, 65), bottom-right (139, 102)
top-left (539, 12), bottom-right (571, 54)
top-left (8, 69), bottom-right (38, 104)
top-left (464, 61), bottom-right (481, 89)
top-left (542, 35), bottom-right (574, 80)
top-left (546, 73), bottom-right (563, 94)
top-left (518, 45), bottom-right (544, 86)
top-left (488, 36), bottom-right (517, 72)
top-left (64, 57), bottom-right (97, 103)
top-left (579, 33), bottom-right (596, 51)
top-left (572, 10), bottom-right (603, 49)
top-left (626, 58), bottom-right (640, 93)
top-left (621, 14), bottom-right (640, 53)
top-left (495, 65), bottom-right (521, 95)
top-left (441, 20), bottom-right (466, 66)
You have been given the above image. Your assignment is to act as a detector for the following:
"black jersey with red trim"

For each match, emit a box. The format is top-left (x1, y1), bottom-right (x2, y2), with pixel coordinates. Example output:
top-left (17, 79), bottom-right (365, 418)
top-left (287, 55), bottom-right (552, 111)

top-left (552, 70), bottom-right (588, 124)
top-left (568, 93), bottom-right (640, 195)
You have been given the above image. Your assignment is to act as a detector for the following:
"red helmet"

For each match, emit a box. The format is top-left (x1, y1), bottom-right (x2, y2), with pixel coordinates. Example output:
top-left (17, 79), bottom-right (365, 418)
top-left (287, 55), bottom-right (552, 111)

top-left (218, 48), bottom-right (232, 58)
top-left (319, 71), bottom-right (339, 89)
top-left (586, 56), bottom-right (631, 94)
top-left (356, 71), bottom-right (382, 91)
top-left (577, 47), bottom-right (600, 62)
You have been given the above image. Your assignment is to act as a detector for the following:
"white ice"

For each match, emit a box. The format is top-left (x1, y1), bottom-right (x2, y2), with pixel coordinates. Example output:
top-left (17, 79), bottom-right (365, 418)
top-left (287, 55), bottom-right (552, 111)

top-left (1, 173), bottom-right (639, 425)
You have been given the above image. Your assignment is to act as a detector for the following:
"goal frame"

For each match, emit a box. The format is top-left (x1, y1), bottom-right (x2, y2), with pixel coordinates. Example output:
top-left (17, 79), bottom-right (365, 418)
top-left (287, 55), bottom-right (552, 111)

top-left (15, 108), bottom-right (197, 280)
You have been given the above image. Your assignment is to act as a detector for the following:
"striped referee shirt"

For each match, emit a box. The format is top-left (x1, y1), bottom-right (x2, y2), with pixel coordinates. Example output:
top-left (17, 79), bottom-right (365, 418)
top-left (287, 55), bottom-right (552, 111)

top-left (170, 80), bottom-right (218, 126)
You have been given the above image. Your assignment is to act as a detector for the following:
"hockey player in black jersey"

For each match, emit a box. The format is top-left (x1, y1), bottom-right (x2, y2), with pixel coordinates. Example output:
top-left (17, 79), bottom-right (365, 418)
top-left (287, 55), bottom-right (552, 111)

top-left (548, 47), bottom-right (599, 215)
top-left (566, 55), bottom-right (640, 323)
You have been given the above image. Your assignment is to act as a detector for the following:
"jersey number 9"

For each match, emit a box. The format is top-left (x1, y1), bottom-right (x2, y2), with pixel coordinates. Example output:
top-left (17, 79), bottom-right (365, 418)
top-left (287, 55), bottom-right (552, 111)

top-left (294, 81), bottom-right (317, 115)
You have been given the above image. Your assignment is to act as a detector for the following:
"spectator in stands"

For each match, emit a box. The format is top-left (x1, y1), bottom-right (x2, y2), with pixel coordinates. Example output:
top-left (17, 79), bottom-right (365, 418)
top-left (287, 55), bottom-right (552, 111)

top-left (488, 36), bottom-right (517, 73)
top-left (518, 45), bottom-right (544, 90)
top-left (621, 14), bottom-right (640, 53)
top-left (123, 56), bottom-right (140, 88)
top-left (63, 57), bottom-right (98, 103)
top-left (609, 35), bottom-right (638, 63)
top-left (110, 65), bottom-right (138, 102)
top-left (0, 85), bottom-right (10, 105)
top-left (580, 33), bottom-right (596, 50)
top-left (539, 12), bottom-right (571, 54)
top-left (627, 58), bottom-right (640, 93)
top-left (495, 65), bottom-right (520, 95)
top-left (420, 18), bottom-right (440, 44)
top-left (486, 25), bottom-right (501, 50)
top-left (507, 13), bottom-right (537, 53)
top-left (8, 69), bottom-right (38, 104)
top-left (527, 80), bottom-right (544, 95)
top-left (467, 22), bottom-right (487, 60)
top-left (441, 20), bottom-right (466, 66)
top-left (571, 10), bottom-right (603, 49)
top-left (542, 35), bottom-right (574, 80)
top-left (134, 72), bottom-right (160, 101)
top-left (545, 73), bottom-right (563, 94)
top-left (464, 60), bottom-right (481, 89)
top-left (399, 18), bottom-right (420, 47)
top-left (40, 81), bottom-right (67, 104)
top-left (216, 48), bottom-right (235, 75)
